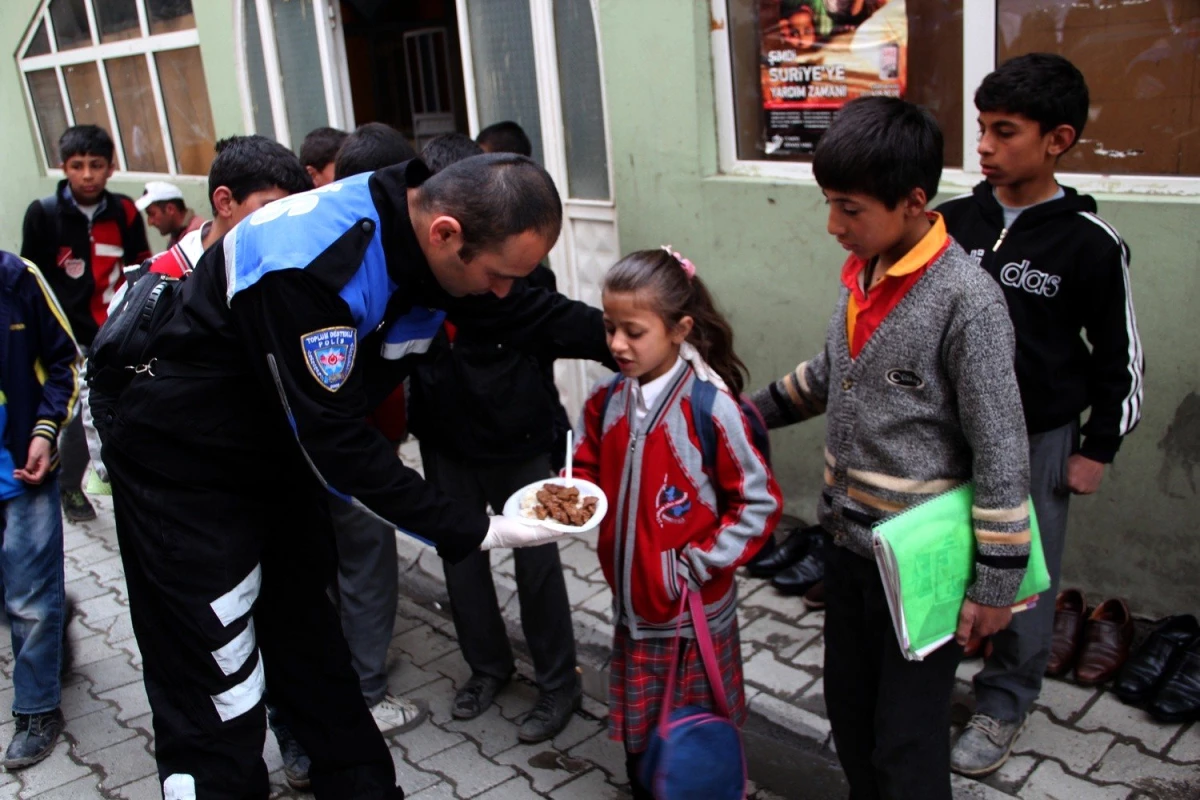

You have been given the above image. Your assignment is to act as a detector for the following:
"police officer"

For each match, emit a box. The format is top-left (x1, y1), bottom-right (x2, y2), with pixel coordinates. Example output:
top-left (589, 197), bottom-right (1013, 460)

top-left (93, 154), bottom-right (607, 799)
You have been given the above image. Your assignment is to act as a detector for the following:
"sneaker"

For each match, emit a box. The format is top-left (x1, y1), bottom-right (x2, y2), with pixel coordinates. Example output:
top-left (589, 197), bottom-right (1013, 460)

top-left (453, 673), bottom-right (511, 721)
top-left (4, 708), bottom-right (64, 770)
top-left (273, 722), bottom-right (311, 791)
top-left (518, 683), bottom-right (582, 744)
top-left (370, 694), bottom-right (429, 736)
top-left (950, 712), bottom-right (1026, 777)
top-left (60, 489), bottom-right (96, 523)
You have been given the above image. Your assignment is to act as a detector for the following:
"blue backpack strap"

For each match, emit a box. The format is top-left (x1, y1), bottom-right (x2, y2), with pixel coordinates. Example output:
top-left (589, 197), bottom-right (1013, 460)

top-left (689, 377), bottom-right (719, 472)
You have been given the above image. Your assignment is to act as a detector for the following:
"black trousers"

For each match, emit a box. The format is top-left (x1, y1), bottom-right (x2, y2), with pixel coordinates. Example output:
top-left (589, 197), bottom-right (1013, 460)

top-left (823, 544), bottom-right (962, 800)
top-left (106, 447), bottom-right (402, 799)
top-left (420, 446), bottom-right (577, 692)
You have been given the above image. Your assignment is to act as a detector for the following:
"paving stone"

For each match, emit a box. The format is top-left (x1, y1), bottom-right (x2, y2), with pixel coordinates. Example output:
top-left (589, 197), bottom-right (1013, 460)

top-left (97, 681), bottom-right (153, 722)
top-left (393, 714), bottom-right (467, 763)
top-left (1168, 723), bottom-right (1200, 763)
top-left (740, 584), bottom-right (810, 621)
top-left (568, 729), bottom-right (627, 779)
top-left (76, 653), bottom-right (140, 694)
top-left (67, 633), bottom-right (125, 672)
top-left (389, 659), bottom-right (445, 696)
top-left (791, 638), bottom-right (825, 669)
top-left (493, 680), bottom-right (541, 722)
top-left (494, 738), bottom-right (596, 793)
top-left (552, 712), bottom-right (604, 752)
top-left (406, 781), bottom-right (457, 800)
top-left (1078, 692), bottom-right (1180, 753)
top-left (548, 767), bottom-right (624, 799)
top-left (443, 705), bottom-right (521, 758)
top-left (557, 540), bottom-right (597, 577)
top-left (562, 570), bottom-right (604, 607)
top-left (425, 650), bottom-right (473, 691)
top-left (402, 677), bottom-right (459, 728)
top-left (105, 613), bottom-right (137, 645)
top-left (1020, 759), bottom-right (1131, 800)
top-left (475, 776), bottom-right (541, 799)
top-left (579, 589), bottom-right (615, 624)
top-left (21, 773), bottom-right (103, 799)
top-left (740, 616), bottom-right (820, 660)
top-left (65, 573), bottom-right (114, 603)
top-left (66, 707), bottom-right (139, 757)
top-left (1013, 710), bottom-right (1114, 773)
top-left (389, 744), bottom-right (443, 795)
top-left (95, 734), bottom-right (158, 789)
top-left (418, 740), bottom-right (516, 797)
top-left (1034, 678), bottom-right (1099, 723)
top-left (1091, 742), bottom-right (1200, 796)
top-left (60, 678), bottom-right (113, 721)
top-left (749, 692), bottom-right (830, 744)
top-left (743, 650), bottom-right (816, 697)
top-left (982, 753), bottom-right (1038, 795)
top-left (950, 773), bottom-right (1021, 799)
top-left (74, 592), bottom-right (127, 627)
top-left (111, 774), bottom-right (163, 800)
top-left (392, 625), bottom-right (461, 668)
top-left (66, 541), bottom-right (115, 570)
top-left (87, 554), bottom-right (127, 586)
top-left (955, 656), bottom-right (984, 683)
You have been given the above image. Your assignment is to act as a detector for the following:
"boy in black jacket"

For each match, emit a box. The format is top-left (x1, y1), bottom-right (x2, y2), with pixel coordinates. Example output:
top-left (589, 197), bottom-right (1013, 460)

top-left (410, 131), bottom-right (582, 743)
top-left (20, 125), bottom-right (150, 523)
top-left (939, 53), bottom-right (1144, 777)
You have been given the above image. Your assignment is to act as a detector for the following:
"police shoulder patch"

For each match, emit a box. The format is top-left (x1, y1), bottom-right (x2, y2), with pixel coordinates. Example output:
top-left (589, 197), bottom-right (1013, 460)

top-left (301, 326), bottom-right (357, 392)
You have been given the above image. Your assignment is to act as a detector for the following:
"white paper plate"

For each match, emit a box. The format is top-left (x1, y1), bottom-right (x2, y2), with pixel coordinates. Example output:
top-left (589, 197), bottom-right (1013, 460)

top-left (502, 478), bottom-right (608, 536)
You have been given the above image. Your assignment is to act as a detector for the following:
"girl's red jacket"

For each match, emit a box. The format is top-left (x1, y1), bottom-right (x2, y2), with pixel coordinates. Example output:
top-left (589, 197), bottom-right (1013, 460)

top-left (572, 365), bottom-right (782, 640)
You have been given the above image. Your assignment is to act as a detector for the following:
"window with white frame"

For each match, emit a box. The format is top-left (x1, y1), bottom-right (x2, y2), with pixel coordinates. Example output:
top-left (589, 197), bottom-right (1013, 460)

top-left (18, 0), bottom-right (217, 176)
top-left (236, 0), bottom-right (353, 149)
top-left (713, 0), bottom-right (1200, 194)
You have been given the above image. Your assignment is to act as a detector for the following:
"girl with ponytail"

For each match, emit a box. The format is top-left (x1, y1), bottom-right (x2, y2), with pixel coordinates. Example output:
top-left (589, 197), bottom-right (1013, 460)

top-left (569, 248), bottom-right (782, 798)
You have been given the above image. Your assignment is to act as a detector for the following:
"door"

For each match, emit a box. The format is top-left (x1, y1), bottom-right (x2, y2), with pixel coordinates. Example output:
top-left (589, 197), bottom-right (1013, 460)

top-left (455, 0), bottom-right (619, 420)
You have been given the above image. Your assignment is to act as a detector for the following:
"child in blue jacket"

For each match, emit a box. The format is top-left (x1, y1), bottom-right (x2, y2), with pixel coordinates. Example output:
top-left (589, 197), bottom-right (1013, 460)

top-left (0, 250), bottom-right (82, 770)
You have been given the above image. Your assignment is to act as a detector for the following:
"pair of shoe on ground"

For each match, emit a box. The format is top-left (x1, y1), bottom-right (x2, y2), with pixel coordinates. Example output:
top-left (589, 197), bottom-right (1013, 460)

top-left (1048, 590), bottom-right (1135, 685)
top-left (1113, 613), bottom-right (1200, 724)
top-left (746, 525), bottom-right (827, 607)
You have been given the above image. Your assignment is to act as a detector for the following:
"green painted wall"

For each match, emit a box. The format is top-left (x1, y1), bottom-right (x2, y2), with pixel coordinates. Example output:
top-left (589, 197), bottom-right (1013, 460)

top-left (597, 1), bottom-right (1200, 617)
top-left (0, 0), bottom-right (247, 254)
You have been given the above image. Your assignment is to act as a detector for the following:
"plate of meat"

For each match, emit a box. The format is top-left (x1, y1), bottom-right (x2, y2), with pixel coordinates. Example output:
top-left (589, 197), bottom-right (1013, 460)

top-left (502, 479), bottom-right (608, 536)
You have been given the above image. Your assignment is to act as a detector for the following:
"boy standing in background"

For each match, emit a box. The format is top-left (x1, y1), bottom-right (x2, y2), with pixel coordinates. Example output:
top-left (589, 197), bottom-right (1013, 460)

top-left (939, 52), bottom-right (1143, 777)
top-left (20, 125), bottom-right (150, 523)
top-left (300, 126), bottom-right (349, 188)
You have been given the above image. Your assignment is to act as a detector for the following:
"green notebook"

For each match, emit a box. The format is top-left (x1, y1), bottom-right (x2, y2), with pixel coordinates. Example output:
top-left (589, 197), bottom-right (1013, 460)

top-left (872, 483), bottom-right (1051, 661)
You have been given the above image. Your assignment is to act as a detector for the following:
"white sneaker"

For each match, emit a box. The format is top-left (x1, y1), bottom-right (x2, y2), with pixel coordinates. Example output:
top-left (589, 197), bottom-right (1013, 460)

top-left (370, 694), bottom-right (429, 736)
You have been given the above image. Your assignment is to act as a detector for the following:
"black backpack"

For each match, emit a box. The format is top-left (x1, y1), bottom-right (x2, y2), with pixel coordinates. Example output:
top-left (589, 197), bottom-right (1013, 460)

top-left (86, 266), bottom-right (179, 396)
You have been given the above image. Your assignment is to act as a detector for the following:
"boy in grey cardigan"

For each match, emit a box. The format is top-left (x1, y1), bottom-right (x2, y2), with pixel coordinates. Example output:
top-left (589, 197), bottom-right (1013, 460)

top-left (751, 98), bottom-right (1032, 799)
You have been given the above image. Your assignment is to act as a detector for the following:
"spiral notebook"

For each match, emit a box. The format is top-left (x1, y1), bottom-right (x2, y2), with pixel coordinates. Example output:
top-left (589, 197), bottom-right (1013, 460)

top-left (872, 483), bottom-right (1051, 661)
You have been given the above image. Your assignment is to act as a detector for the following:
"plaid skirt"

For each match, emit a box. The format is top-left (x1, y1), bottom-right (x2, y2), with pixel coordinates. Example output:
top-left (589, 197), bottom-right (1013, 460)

top-left (608, 618), bottom-right (747, 753)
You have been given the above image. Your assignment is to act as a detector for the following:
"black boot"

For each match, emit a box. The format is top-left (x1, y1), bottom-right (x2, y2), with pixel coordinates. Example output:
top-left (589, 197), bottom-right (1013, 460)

top-left (772, 532), bottom-right (827, 596)
top-left (746, 525), bottom-right (824, 579)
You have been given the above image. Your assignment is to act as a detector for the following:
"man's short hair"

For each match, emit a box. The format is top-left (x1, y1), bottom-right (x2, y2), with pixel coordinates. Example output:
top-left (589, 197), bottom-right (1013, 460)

top-left (59, 125), bottom-right (115, 164)
top-left (416, 152), bottom-right (562, 261)
top-left (208, 136), bottom-right (311, 213)
top-left (152, 199), bottom-right (187, 214)
top-left (476, 121), bottom-right (532, 158)
top-left (812, 96), bottom-right (943, 209)
top-left (976, 53), bottom-right (1089, 146)
top-left (334, 123), bottom-right (417, 180)
top-left (421, 133), bottom-right (484, 174)
top-left (299, 126), bottom-right (349, 170)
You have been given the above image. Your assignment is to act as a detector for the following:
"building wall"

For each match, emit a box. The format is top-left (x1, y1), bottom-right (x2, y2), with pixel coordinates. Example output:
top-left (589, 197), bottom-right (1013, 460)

top-left (597, 0), bottom-right (1200, 616)
top-left (0, 0), bottom-right (246, 254)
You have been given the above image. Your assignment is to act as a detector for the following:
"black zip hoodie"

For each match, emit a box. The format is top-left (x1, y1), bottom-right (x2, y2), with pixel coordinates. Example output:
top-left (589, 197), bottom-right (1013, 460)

top-left (937, 182), bottom-right (1143, 463)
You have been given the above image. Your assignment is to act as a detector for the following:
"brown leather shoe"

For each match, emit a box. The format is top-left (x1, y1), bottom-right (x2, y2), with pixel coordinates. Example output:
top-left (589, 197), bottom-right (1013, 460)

top-left (1075, 598), bottom-right (1135, 686)
top-left (1046, 589), bottom-right (1086, 677)
top-left (802, 580), bottom-right (825, 610)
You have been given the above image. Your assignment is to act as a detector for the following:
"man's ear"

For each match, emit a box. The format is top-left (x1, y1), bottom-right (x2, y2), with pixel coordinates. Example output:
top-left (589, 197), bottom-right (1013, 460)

top-left (211, 186), bottom-right (235, 220)
top-left (429, 215), bottom-right (463, 247)
top-left (1047, 124), bottom-right (1077, 158)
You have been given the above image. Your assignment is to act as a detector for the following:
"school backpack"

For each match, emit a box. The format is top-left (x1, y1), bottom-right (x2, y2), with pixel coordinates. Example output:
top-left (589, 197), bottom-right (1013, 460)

top-left (639, 581), bottom-right (747, 799)
top-left (599, 372), bottom-right (772, 470)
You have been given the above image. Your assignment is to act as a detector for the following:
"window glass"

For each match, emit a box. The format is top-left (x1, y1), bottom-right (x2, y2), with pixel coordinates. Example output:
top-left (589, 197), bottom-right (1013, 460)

top-left (554, 0), bottom-right (611, 199)
top-left (242, 0), bottom-right (277, 139)
top-left (27, 69), bottom-right (69, 164)
top-left (726, 0), bottom-right (963, 167)
top-left (105, 55), bottom-right (170, 173)
top-left (270, 0), bottom-right (329, 146)
top-left (95, 0), bottom-right (142, 43)
top-left (997, 0), bottom-right (1200, 177)
top-left (147, 0), bottom-right (196, 35)
top-left (465, 0), bottom-right (545, 164)
top-left (63, 61), bottom-right (111, 129)
top-left (26, 19), bottom-right (52, 57)
top-left (49, 0), bottom-right (91, 51)
top-left (156, 47), bottom-right (216, 175)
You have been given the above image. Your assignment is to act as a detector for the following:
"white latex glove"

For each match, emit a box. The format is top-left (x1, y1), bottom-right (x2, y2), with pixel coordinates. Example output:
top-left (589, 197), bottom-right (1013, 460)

top-left (480, 515), bottom-right (564, 550)
top-left (680, 342), bottom-right (728, 392)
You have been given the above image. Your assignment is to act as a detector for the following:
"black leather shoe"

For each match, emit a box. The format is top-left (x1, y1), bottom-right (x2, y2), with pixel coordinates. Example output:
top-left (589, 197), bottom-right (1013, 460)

top-left (453, 672), bottom-right (512, 720)
top-left (1149, 637), bottom-right (1200, 724)
top-left (745, 533), bottom-right (779, 570)
top-left (771, 536), bottom-right (826, 596)
top-left (1115, 615), bottom-right (1199, 706)
top-left (747, 525), bottom-right (824, 579)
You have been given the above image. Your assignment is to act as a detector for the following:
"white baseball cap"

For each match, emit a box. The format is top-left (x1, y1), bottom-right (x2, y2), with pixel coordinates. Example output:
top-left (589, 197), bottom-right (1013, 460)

top-left (135, 180), bottom-right (185, 211)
